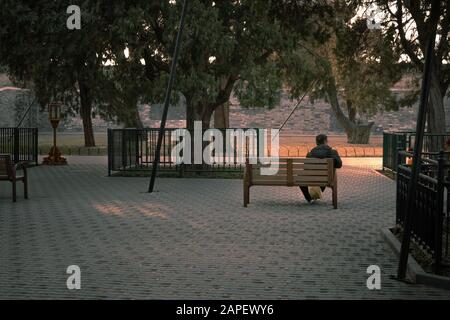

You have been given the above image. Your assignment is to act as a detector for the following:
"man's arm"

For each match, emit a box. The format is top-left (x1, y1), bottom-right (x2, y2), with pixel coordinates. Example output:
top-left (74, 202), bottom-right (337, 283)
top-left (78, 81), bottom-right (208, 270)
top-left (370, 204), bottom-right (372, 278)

top-left (331, 149), bottom-right (342, 169)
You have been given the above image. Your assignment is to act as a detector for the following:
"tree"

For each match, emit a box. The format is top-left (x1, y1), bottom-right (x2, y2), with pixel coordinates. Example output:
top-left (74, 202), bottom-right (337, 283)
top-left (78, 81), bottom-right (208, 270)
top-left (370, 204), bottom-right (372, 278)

top-left (0, 1), bottom-right (116, 147)
top-left (284, 0), bottom-right (409, 144)
top-left (123, 0), bottom-right (332, 130)
top-left (96, 60), bottom-right (149, 129)
top-left (373, 0), bottom-right (450, 135)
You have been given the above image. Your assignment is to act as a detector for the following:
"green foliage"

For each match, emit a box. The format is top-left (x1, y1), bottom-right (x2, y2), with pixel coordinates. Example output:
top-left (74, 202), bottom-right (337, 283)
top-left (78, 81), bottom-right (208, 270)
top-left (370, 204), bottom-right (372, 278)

top-left (0, 1), bottom-right (107, 107)
top-left (333, 18), bottom-right (404, 115)
top-left (0, 0), bottom-right (332, 128)
top-left (370, 0), bottom-right (450, 133)
top-left (285, 1), bottom-right (408, 121)
top-left (234, 62), bottom-right (283, 109)
top-left (126, 0), bottom-right (333, 124)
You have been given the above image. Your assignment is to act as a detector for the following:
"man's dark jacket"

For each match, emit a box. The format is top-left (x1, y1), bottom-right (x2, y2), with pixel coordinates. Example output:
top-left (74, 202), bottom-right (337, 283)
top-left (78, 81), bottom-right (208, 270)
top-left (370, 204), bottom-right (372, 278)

top-left (307, 144), bottom-right (342, 169)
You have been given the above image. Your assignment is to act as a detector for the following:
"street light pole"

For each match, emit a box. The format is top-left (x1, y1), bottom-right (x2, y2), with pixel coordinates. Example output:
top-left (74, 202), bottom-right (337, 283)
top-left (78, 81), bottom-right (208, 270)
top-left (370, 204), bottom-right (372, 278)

top-left (148, 0), bottom-right (189, 193)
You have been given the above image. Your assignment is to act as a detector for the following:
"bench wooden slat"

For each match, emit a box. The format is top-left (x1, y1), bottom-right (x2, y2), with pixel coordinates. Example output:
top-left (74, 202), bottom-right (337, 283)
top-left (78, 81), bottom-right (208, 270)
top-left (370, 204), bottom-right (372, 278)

top-left (251, 180), bottom-right (293, 186)
top-left (294, 175), bottom-right (330, 183)
top-left (277, 169), bottom-right (330, 176)
top-left (251, 174), bottom-right (288, 181)
top-left (278, 158), bottom-right (329, 163)
top-left (249, 158), bottom-right (329, 164)
top-left (253, 163), bottom-right (329, 170)
top-left (293, 170), bottom-right (329, 176)
top-left (252, 170), bottom-right (329, 181)
top-left (286, 159), bottom-right (293, 186)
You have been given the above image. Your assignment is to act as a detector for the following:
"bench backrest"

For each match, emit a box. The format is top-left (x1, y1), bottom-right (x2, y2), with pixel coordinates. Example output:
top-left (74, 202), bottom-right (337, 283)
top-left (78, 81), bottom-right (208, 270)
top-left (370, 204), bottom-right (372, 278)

top-left (0, 154), bottom-right (13, 179)
top-left (245, 157), bottom-right (335, 187)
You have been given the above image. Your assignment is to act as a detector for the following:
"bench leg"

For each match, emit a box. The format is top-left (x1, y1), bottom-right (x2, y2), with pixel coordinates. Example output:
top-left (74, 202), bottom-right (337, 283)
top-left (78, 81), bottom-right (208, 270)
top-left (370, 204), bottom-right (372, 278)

top-left (23, 179), bottom-right (28, 199)
top-left (332, 185), bottom-right (337, 209)
top-left (12, 181), bottom-right (17, 203)
top-left (244, 184), bottom-right (250, 207)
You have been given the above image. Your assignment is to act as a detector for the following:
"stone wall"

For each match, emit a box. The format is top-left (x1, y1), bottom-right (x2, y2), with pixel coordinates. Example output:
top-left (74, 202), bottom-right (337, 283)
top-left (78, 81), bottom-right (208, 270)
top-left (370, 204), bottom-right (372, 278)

top-left (1, 73), bottom-right (450, 133)
top-left (146, 94), bottom-right (435, 135)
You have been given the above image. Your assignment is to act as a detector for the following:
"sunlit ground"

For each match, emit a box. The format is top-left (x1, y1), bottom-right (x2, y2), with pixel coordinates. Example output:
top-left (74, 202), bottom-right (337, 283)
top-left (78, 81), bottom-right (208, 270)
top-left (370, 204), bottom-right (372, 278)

top-left (342, 157), bottom-right (382, 168)
top-left (38, 132), bottom-right (383, 148)
top-left (38, 155), bottom-right (383, 170)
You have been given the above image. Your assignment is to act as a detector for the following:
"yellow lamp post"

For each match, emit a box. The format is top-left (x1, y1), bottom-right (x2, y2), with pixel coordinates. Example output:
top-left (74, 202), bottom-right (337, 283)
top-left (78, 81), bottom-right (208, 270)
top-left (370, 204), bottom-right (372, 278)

top-left (43, 102), bottom-right (67, 165)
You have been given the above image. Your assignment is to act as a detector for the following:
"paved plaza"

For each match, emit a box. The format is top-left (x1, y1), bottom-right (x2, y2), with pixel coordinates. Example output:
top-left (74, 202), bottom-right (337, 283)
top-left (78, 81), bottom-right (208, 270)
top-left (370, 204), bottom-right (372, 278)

top-left (1, 157), bottom-right (450, 299)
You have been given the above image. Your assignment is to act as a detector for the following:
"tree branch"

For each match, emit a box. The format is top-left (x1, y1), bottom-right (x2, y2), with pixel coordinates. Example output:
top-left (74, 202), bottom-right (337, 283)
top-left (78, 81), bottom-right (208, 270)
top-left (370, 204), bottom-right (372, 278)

top-left (151, 19), bottom-right (166, 47)
top-left (254, 50), bottom-right (274, 66)
top-left (437, 2), bottom-right (450, 60)
top-left (394, 0), bottom-right (423, 68)
top-left (211, 74), bottom-right (239, 110)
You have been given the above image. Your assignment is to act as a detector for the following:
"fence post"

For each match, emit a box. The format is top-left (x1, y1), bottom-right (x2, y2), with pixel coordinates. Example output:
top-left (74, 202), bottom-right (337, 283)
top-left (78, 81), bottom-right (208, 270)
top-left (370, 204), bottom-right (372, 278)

top-left (135, 129), bottom-right (140, 167)
top-left (435, 151), bottom-right (445, 274)
top-left (34, 128), bottom-right (39, 165)
top-left (256, 129), bottom-right (259, 159)
top-left (382, 132), bottom-right (387, 171)
top-left (396, 149), bottom-right (404, 225)
top-left (13, 128), bottom-right (19, 164)
top-left (122, 130), bottom-right (127, 170)
top-left (107, 129), bottom-right (112, 176)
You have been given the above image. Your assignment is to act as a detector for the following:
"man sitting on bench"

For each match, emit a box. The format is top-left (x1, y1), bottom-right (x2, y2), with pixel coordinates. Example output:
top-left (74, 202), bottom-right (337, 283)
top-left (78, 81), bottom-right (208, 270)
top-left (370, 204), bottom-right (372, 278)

top-left (300, 134), bottom-right (342, 203)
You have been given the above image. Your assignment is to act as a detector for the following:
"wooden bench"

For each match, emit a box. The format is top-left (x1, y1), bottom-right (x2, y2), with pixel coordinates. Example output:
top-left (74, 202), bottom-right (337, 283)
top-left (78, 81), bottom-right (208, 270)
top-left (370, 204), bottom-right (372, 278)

top-left (0, 154), bottom-right (28, 202)
top-left (243, 157), bottom-right (337, 209)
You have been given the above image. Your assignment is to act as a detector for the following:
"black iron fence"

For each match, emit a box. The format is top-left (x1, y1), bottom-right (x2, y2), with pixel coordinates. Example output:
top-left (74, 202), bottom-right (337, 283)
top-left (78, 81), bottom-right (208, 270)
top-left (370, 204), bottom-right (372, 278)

top-left (383, 131), bottom-right (450, 172)
top-left (396, 150), bottom-right (449, 273)
top-left (107, 128), bottom-right (267, 176)
top-left (383, 132), bottom-right (407, 171)
top-left (0, 127), bottom-right (38, 165)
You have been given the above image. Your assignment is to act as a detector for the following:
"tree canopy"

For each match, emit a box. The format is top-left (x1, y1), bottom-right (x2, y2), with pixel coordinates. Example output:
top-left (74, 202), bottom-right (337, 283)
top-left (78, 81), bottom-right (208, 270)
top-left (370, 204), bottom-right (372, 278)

top-left (284, 0), bottom-right (410, 143)
top-left (120, 0), bottom-right (333, 128)
top-left (370, 0), bottom-right (450, 134)
top-left (1, 0), bottom-right (444, 145)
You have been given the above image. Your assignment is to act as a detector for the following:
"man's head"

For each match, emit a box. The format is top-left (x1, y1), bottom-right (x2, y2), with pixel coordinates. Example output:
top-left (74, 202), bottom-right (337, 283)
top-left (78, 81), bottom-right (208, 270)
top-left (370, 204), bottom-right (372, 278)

top-left (316, 134), bottom-right (328, 146)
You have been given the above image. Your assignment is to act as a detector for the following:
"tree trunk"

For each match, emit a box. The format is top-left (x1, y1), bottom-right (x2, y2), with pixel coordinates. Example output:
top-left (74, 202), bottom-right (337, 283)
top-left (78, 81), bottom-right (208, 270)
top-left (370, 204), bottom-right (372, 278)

top-left (186, 102), bottom-right (212, 130)
top-left (78, 80), bottom-right (96, 147)
top-left (185, 100), bottom-right (215, 171)
top-left (424, 70), bottom-right (447, 151)
top-left (428, 71), bottom-right (446, 134)
top-left (214, 103), bottom-right (230, 128)
top-left (346, 124), bottom-right (373, 144)
top-left (123, 104), bottom-right (143, 129)
top-left (347, 100), bottom-right (356, 123)
top-left (326, 79), bottom-right (374, 144)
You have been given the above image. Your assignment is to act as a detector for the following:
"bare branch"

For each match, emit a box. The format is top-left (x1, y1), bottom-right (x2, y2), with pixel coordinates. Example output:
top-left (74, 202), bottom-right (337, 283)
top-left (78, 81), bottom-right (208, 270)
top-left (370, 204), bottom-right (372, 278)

top-left (437, 2), bottom-right (450, 60)
top-left (394, 0), bottom-right (423, 68)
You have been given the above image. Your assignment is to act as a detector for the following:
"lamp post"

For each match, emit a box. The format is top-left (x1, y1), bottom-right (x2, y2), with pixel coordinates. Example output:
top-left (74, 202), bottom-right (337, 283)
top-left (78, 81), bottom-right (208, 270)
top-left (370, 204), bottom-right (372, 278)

top-left (43, 102), bottom-right (67, 165)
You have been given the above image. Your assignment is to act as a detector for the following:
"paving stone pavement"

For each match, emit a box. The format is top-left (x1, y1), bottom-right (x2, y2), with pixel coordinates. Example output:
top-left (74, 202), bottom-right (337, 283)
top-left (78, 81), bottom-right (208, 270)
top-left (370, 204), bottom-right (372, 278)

top-left (1, 161), bottom-right (450, 299)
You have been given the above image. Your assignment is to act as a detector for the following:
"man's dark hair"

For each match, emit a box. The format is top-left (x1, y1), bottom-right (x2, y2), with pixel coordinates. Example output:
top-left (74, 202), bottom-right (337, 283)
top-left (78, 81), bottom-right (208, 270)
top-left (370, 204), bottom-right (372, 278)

top-left (316, 134), bottom-right (328, 145)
